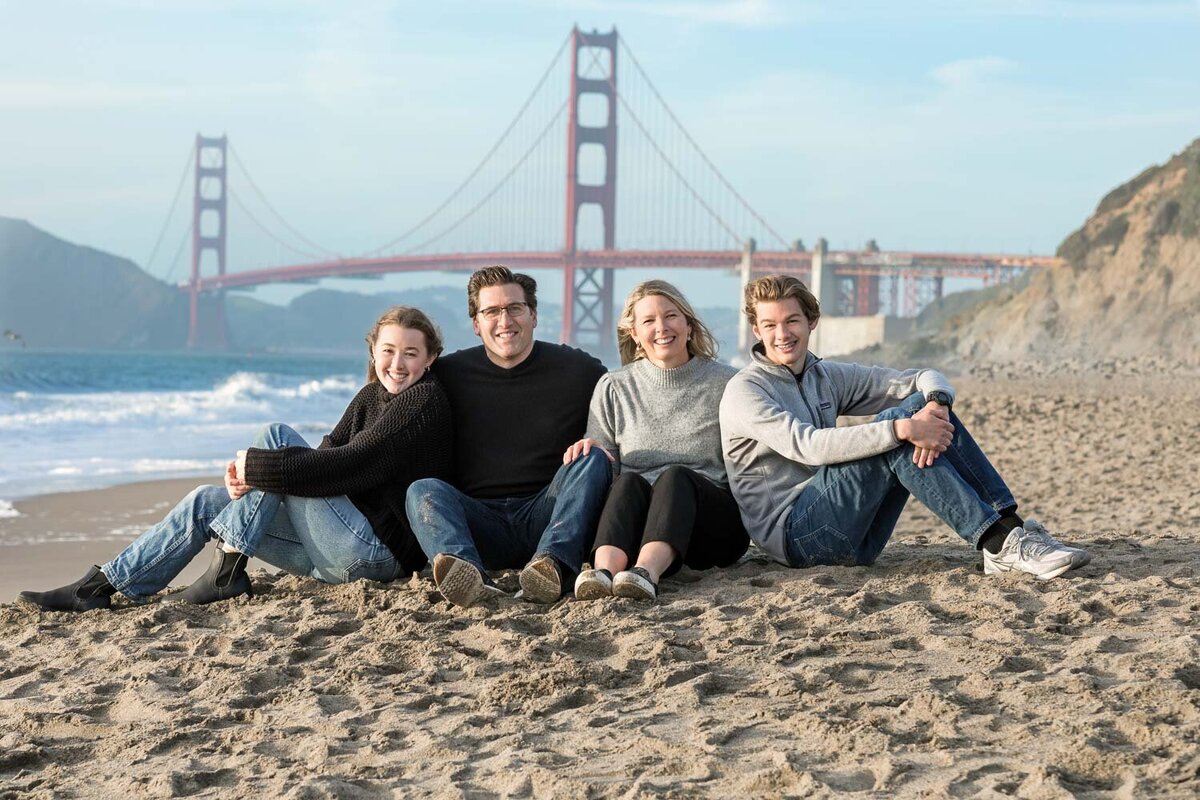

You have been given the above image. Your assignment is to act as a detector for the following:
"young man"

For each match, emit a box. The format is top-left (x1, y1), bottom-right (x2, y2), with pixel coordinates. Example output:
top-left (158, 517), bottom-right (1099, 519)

top-left (406, 266), bottom-right (611, 607)
top-left (719, 274), bottom-right (1089, 578)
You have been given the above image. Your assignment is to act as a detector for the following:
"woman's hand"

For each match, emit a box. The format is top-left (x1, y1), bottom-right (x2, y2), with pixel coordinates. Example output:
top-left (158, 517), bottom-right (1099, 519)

top-left (235, 450), bottom-right (248, 482)
top-left (562, 438), bottom-right (614, 465)
top-left (224, 460), bottom-right (251, 501)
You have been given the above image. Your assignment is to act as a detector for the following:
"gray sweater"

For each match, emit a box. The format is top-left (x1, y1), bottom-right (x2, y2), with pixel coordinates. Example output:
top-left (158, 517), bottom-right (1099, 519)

top-left (719, 347), bottom-right (954, 564)
top-left (587, 356), bottom-right (738, 487)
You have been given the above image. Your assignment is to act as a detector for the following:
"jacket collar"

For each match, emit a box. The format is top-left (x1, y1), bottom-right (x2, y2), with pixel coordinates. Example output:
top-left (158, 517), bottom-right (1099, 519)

top-left (749, 343), bottom-right (821, 378)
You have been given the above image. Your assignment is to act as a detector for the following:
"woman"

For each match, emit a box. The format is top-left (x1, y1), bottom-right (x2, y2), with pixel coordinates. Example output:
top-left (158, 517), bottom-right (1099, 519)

top-left (19, 306), bottom-right (452, 611)
top-left (565, 280), bottom-right (749, 601)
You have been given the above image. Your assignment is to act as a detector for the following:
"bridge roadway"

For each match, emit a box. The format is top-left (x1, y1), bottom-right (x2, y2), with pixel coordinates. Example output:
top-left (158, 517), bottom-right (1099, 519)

top-left (186, 249), bottom-right (1063, 293)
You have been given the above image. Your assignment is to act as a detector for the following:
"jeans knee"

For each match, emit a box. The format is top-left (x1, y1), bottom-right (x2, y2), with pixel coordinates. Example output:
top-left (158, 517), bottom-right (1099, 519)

top-left (255, 422), bottom-right (293, 447)
top-left (406, 479), bottom-right (446, 517)
top-left (572, 447), bottom-right (612, 481)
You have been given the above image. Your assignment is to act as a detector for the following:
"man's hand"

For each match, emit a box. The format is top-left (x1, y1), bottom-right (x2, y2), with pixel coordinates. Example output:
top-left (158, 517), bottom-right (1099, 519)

top-left (224, 459), bottom-right (250, 501)
top-left (562, 438), bottom-right (615, 465)
top-left (235, 449), bottom-right (248, 482)
top-left (894, 402), bottom-right (954, 468)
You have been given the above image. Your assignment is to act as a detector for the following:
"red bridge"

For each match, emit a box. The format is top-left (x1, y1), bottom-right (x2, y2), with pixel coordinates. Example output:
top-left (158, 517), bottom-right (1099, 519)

top-left (175, 27), bottom-right (1061, 359)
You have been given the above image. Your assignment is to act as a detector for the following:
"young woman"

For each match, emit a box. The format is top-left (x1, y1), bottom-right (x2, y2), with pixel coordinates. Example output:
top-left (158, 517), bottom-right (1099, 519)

top-left (564, 280), bottom-right (749, 601)
top-left (19, 306), bottom-right (453, 611)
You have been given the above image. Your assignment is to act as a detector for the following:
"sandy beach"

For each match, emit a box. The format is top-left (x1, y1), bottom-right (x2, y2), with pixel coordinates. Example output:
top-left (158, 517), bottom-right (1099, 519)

top-left (1, 370), bottom-right (1199, 798)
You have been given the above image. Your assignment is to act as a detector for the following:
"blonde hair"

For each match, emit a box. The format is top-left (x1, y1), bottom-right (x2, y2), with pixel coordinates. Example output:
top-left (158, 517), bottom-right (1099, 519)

top-left (616, 280), bottom-right (718, 365)
top-left (742, 274), bottom-right (821, 327)
top-left (365, 306), bottom-right (444, 384)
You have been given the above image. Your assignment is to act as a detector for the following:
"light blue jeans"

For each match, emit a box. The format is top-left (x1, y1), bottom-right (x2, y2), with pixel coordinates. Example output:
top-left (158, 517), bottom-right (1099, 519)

top-left (785, 392), bottom-right (1017, 567)
top-left (404, 448), bottom-right (612, 576)
top-left (102, 423), bottom-right (402, 601)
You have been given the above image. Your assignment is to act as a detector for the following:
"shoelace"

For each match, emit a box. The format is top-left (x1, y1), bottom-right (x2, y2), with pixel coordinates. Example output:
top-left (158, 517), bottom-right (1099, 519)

top-left (1023, 523), bottom-right (1067, 551)
top-left (1016, 527), bottom-right (1064, 559)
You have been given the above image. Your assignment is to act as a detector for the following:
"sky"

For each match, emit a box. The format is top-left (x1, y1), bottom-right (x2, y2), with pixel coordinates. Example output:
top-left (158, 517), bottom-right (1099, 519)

top-left (2, 0), bottom-right (1199, 309)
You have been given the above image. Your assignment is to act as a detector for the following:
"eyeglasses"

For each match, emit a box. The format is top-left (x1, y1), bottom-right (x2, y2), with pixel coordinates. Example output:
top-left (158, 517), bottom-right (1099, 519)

top-left (476, 302), bottom-right (530, 321)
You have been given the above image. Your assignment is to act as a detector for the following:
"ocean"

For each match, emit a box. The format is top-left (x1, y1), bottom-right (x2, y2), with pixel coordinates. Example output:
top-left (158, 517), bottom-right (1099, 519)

top-left (0, 349), bottom-right (364, 509)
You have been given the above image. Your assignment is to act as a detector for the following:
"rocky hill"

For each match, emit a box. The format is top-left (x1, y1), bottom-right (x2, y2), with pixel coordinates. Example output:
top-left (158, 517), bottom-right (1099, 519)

top-left (951, 137), bottom-right (1200, 362)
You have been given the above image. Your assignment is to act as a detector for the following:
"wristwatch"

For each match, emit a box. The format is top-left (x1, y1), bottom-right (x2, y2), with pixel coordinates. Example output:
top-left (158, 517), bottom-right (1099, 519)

top-left (926, 390), bottom-right (953, 409)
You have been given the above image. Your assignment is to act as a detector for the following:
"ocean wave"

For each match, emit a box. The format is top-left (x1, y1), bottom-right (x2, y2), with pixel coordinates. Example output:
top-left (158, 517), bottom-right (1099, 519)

top-left (0, 500), bottom-right (19, 519)
top-left (0, 372), bottom-right (358, 431)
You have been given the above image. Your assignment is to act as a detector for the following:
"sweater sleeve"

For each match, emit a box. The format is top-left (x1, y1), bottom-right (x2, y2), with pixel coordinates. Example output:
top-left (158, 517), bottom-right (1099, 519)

top-left (584, 374), bottom-right (620, 468)
top-left (244, 381), bottom-right (445, 497)
top-left (828, 362), bottom-right (956, 417)
top-left (721, 373), bottom-right (900, 468)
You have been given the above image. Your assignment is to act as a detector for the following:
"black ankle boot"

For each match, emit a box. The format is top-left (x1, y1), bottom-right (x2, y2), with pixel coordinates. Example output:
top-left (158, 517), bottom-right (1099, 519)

top-left (177, 547), bottom-right (252, 605)
top-left (18, 565), bottom-right (116, 612)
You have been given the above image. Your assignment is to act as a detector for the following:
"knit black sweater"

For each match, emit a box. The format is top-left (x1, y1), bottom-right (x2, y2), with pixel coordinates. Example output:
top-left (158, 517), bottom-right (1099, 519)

top-left (434, 341), bottom-right (605, 498)
top-left (243, 373), bottom-right (453, 574)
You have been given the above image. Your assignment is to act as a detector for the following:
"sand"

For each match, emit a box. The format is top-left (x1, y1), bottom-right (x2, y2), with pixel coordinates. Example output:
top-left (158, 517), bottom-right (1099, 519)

top-left (1, 371), bottom-right (1199, 798)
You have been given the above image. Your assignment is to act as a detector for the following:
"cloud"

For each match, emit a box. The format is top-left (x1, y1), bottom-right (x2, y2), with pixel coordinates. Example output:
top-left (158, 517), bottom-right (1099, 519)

top-left (929, 57), bottom-right (1019, 92)
top-left (0, 80), bottom-right (290, 109)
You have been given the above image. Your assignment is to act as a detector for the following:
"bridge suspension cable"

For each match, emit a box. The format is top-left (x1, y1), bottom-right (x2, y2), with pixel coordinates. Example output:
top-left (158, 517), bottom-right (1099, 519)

top-left (362, 31), bottom-right (572, 257)
top-left (227, 143), bottom-right (339, 259)
top-left (227, 184), bottom-right (331, 263)
top-left (142, 146), bottom-right (194, 280)
top-left (618, 36), bottom-right (789, 249)
top-left (404, 100), bottom-right (568, 254)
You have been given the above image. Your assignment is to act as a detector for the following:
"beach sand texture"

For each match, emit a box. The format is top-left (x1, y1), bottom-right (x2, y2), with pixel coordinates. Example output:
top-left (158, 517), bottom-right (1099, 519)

top-left (1, 372), bottom-right (1199, 798)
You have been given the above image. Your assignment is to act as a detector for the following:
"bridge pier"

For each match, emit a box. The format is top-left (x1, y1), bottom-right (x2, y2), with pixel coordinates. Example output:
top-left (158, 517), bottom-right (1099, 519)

top-left (187, 134), bottom-right (229, 350)
top-left (563, 26), bottom-right (619, 362)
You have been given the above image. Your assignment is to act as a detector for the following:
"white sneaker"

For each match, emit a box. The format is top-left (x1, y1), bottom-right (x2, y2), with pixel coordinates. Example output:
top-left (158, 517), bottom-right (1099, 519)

top-left (1022, 519), bottom-right (1091, 569)
top-left (574, 567), bottom-right (614, 600)
top-left (983, 526), bottom-right (1073, 581)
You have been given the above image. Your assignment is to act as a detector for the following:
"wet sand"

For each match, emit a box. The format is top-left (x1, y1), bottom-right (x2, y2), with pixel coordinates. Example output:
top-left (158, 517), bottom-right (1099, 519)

top-left (1, 372), bottom-right (1198, 797)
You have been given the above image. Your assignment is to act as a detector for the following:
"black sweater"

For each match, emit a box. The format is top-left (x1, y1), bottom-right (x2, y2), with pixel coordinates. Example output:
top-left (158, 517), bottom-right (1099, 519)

top-left (434, 341), bottom-right (605, 498)
top-left (243, 373), bottom-right (453, 573)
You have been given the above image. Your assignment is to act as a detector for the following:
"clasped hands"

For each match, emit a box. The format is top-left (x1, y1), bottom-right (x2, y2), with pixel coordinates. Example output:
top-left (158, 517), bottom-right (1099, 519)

top-left (224, 449), bottom-right (251, 501)
top-left (894, 402), bottom-right (954, 469)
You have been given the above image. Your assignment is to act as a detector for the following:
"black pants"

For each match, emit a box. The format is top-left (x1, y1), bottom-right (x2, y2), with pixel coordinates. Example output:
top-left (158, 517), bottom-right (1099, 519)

top-left (593, 466), bottom-right (749, 579)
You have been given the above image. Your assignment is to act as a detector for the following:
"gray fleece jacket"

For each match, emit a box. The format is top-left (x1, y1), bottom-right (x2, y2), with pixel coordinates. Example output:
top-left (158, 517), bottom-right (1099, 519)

top-left (719, 346), bottom-right (954, 564)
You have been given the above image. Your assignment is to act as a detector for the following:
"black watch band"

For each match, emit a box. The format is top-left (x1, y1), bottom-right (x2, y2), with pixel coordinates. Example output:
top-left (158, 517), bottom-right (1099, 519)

top-left (927, 390), bottom-right (952, 408)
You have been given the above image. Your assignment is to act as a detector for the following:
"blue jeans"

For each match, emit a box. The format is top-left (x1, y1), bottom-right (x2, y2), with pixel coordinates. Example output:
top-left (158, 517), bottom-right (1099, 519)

top-left (405, 448), bottom-right (612, 575)
top-left (102, 423), bottom-right (402, 601)
top-left (785, 393), bottom-right (1016, 567)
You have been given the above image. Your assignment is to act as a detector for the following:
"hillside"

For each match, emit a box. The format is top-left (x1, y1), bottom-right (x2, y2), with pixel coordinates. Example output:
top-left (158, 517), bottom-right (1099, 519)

top-left (951, 138), bottom-right (1200, 362)
top-left (0, 217), bottom-right (188, 349)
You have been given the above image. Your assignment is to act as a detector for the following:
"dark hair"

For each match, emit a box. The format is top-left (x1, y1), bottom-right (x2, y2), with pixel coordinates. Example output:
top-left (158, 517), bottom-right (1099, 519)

top-left (466, 265), bottom-right (538, 318)
top-left (743, 275), bottom-right (821, 327)
top-left (364, 306), bottom-right (444, 384)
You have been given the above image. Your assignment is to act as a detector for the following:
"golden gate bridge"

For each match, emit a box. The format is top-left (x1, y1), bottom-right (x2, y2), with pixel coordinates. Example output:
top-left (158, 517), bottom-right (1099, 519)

top-left (148, 27), bottom-right (1060, 360)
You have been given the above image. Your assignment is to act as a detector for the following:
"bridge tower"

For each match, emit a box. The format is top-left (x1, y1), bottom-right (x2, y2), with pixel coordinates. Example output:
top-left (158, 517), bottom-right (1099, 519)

top-left (187, 134), bottom-right (229, 350)
top-left (562, 26), bottom-right (618, 361)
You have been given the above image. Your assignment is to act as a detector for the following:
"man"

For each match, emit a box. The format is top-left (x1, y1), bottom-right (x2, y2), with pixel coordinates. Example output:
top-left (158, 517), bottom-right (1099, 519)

top-left (406, 266), bottom-right (611, 607)
top-left (719, 274), bottom-right (1089, 578)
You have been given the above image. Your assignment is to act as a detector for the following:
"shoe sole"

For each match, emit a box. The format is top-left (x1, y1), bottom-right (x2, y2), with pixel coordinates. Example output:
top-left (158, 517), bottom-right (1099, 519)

top-left (574, 576), bottom-right (612, 601)
top-left (984, 557), bottom-right (1073, 581)
top-left (612, 573), bottom-right (657, 601)
top-left (433, 555), bottom-right (484, 608)
top-left (519, 559), bottom-right (562, 604)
